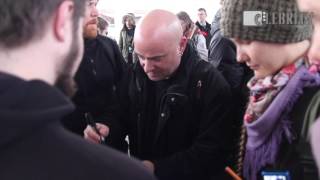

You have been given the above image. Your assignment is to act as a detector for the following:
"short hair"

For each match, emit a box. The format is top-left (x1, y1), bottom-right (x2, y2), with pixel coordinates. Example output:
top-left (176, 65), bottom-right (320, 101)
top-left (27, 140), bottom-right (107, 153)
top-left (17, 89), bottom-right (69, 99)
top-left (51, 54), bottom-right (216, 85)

top-left (176, 11), bottom-right (193, 31)
top-left (0, 0), bottom-right (86, 48)
top-left (198, 8), bottom-right (207, 15)
top-left (98, 17), bottom-right (109, 31)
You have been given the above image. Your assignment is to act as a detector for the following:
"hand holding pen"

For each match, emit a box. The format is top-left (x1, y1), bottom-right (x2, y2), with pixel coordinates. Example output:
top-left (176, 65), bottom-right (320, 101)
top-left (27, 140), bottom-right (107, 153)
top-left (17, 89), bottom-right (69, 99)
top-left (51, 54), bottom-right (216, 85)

top-left (83, 113), bottom-right (109, 144)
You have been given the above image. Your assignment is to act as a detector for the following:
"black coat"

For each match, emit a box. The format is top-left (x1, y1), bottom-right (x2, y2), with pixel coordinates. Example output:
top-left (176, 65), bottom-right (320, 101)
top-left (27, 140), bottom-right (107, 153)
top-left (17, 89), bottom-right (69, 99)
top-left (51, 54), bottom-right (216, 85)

top-left (0, 72), bottom-right (156, 180)
top-left (196, 21), bottom-right (212, 48)
top-left (119, 44), bottom-right (234, 180)
top-left (209, 10), bottom-right (244, 91)
top-left (208, 11), bottom-right (253, 140)
top-left (63, 35), bottom-right (128, 151)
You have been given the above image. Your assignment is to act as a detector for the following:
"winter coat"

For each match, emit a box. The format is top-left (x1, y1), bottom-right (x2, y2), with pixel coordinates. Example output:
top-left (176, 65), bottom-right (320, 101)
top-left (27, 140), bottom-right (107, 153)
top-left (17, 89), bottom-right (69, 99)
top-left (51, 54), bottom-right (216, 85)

top-left (191, 32), bottom-right (208, 61)
top-left (0, 72), bottom-right (156, 180)
top-left (119, 43), bottom-right (234, 180)
top-left (242, 67), bottom-right (320, 180)
top-left (63, 35), bottom-right (128, 152)
top-left (209, 10), bottom-right (252, 153)
top-left (209, 10), bottom-right (245, 91)
top-left (259, 86), bottom-right (320, 180)
top-left (196, 21), bottom-right (212, 48)
top-left (119, 26), bottom-right (135, 64)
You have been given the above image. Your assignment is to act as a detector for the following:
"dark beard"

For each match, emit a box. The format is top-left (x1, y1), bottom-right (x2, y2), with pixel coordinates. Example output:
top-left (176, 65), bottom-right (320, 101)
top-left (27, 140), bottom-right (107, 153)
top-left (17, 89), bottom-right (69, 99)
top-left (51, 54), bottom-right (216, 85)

top-left (55, 23), bottom-right (81, 97)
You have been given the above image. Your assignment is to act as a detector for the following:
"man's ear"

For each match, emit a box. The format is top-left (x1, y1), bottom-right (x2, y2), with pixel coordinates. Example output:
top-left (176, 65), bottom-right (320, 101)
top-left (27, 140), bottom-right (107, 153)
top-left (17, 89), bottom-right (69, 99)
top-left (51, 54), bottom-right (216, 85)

top-left (178, 36), bottom-right (188, 54)
top-left (53, 1), bottom-right (75, 41)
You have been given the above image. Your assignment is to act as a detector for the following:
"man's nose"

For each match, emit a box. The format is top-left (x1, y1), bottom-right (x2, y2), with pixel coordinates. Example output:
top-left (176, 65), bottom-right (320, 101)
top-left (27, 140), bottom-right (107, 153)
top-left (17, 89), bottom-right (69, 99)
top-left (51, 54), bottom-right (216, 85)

top-left (91, 6), bottom-right (98, 17)
top-left (143, 60), bottom-right (154, 73)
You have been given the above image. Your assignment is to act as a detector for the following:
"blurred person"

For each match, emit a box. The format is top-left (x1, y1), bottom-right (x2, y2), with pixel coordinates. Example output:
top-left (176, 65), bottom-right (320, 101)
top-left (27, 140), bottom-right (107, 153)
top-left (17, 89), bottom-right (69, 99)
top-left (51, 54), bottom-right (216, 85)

top-left (84, 9), bottom-right (234, 180)
top-left (195, 8), bottom-right (211, 48)
top-left (0, 0), bottom-right (156, 180)
top-left (177, 11), bottom-right (208, 61)
top-left (63, 0), bottom-right (128, 152)
top-left (119, 14), bottom-right (136, 64)
top-left (209, 9), bottom-right (247, 91)
top-left (298, 0), bottom-right (320, 177)
top-left (221, 0), bottom-right (320, 179)
top-left (97, 16), bottom-right (109, 36)
top-left (209, 8), bottom-right (252, 167)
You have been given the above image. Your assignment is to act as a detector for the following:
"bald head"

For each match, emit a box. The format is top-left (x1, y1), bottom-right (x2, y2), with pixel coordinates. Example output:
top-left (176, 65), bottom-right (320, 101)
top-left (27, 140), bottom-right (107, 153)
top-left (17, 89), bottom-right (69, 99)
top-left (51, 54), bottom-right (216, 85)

top-left (133, 10), bottom-right (188, 81)
top-left (134, 9), bottom-right (183, 45)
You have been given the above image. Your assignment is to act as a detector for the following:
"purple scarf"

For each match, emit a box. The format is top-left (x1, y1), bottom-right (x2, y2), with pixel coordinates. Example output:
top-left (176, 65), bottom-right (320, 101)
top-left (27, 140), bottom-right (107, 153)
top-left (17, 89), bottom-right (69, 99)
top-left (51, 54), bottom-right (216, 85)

top-left (243, 66), bottom-right (320, 180)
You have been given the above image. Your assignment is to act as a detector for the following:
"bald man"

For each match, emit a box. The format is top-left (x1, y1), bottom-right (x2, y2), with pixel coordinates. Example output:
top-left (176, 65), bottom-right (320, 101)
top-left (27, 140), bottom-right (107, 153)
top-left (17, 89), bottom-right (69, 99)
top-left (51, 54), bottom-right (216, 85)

top-left (84, 9), bottom-right (233, 180)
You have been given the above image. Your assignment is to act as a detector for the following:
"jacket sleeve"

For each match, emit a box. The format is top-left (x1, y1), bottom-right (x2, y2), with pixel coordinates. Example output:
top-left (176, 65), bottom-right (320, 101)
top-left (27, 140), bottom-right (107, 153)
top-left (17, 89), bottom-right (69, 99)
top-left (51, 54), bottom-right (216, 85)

top-left (208, 34), bottom-right (222, 67)
top-left (208, 35), bottom-right (244, 90)
top-left (95, 37), bottom-right (129, 152)
top-left (195, 34), bottom-right (208, 61)
top-left (118, 31), bottom-right (123, 52)
top-left (153, 67), bottom-right (234, 179)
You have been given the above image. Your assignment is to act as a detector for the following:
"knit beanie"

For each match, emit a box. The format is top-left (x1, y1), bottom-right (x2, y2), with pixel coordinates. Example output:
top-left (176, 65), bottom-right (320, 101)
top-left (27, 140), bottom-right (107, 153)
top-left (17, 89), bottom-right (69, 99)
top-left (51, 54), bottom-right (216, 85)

top-left (220, 0), bottom-right (313, 43)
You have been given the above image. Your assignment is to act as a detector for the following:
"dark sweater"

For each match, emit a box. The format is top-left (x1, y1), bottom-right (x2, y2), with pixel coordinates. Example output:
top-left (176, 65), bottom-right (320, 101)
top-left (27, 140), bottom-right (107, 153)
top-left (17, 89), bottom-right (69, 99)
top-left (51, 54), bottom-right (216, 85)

top-left (0, 72), bottom-right (156, 180)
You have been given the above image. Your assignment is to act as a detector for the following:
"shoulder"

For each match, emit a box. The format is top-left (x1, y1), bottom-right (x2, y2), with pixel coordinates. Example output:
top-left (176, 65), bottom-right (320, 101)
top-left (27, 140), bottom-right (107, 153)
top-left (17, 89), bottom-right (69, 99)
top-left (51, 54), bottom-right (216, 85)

top-left (54, 126), bottom-right (156, 180)
top-left (97, 35), bottom-right (116, 46)
top-left (192, 60), bottom-right (230, 91)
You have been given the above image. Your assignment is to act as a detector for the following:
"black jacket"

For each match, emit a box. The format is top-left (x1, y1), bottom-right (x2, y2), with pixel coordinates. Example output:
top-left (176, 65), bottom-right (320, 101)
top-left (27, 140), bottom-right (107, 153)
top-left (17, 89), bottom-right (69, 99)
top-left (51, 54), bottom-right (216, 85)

top-left (63, 35), bottom-right (128, 151)
top-left (209, 10), bottom-right (244, 91)
top-left (0, 72), bottom-right (156, 180)
top-left (119, 44), bottom-right (234, 180)
top-left (196, 21), bottom-right (212, 48)
top-left (208, 11), bottom-right (252, 141)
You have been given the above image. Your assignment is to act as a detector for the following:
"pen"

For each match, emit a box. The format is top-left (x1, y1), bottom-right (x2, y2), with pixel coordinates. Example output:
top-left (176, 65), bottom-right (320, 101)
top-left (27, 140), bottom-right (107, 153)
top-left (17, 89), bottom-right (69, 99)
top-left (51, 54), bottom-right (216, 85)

top-left (225, 166), bottom-right (242, 180)
top-left (85, 112), bottom-right (105, 144)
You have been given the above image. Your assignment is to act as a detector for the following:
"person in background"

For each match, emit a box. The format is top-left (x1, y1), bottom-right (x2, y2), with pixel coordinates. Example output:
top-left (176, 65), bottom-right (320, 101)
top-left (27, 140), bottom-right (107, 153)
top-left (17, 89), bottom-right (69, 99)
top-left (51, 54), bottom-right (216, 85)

top-left (84, 9), bottom-right (234, 180)
top-left (97, 16), bottom-right (109, 37)
top-left (63, 0), bottom-right (128, 152)
top-left (209, 8), bottom-right (252, 167)
top-left (220, 0), bottom-right (320, 179)
top-left (0, 0), bottom-right (156, 179)
top-left (195, 8), bottom-right (211, 48)
top-left (177, 11), bottom-right (208, 61)
top-left (119, 13), bottom-right (136, 64)
top-left (298, 0), bottom-right (320, 177)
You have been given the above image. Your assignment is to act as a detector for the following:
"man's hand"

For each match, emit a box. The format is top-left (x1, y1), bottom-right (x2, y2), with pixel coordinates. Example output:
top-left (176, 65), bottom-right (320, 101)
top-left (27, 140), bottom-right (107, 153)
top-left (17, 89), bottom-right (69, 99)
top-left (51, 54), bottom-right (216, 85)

top-left (83, 123), bottom-right (109, 144)
top-left (142, 160), bottom-right (155, 173)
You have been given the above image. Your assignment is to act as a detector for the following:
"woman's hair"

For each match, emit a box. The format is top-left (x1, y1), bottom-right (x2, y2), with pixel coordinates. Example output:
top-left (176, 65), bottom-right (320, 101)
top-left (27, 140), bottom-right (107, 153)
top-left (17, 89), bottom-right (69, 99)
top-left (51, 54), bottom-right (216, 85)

top-left (236, 125), bottom-right (247, 177)
top-left (176, 11), bottom-right (193, 33)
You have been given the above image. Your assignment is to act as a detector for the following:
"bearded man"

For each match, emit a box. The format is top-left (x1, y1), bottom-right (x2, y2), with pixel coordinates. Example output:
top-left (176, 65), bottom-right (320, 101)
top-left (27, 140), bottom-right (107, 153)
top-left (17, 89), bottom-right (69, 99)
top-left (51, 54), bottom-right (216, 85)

top-left (0, 0), bottom-right (156, 179)
top-left (62, 0), bottom-right (128, 152)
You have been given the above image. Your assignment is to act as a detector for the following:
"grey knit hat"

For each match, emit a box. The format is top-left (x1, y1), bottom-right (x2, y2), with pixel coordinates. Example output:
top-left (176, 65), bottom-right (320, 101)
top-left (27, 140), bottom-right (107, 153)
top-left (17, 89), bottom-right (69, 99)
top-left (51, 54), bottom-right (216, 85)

top-left (220, 0), bottom-right (313, 43)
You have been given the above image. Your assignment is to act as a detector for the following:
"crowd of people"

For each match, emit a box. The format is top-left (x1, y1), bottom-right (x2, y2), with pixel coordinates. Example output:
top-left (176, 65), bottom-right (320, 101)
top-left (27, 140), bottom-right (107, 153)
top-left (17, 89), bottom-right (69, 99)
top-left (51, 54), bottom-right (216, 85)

top-left (0, 0), bottom-right (320, 179)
